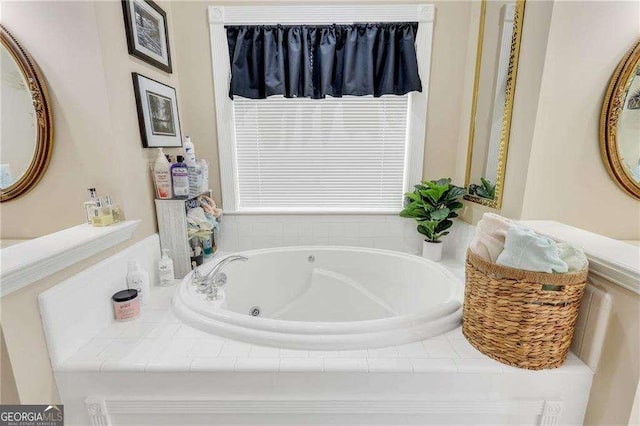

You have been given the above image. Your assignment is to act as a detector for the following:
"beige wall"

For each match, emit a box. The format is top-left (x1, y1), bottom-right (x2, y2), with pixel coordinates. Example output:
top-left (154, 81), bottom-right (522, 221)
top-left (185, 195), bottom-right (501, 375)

top-left (519, 0), bottom-right (640, 240)
top-left (0, 0), bottom-right (185, 240)
top-left (0, 0), bottom-right (182, 403)
top-left (421, 1), bottom-right (473, 181)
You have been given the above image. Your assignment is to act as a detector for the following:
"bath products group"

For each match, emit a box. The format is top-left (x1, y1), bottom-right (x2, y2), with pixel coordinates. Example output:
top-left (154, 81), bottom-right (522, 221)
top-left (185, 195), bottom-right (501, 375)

top-left (112, 253), bottom-right (175, 322)
top-left (84, 188), bottom-right (124, 227)
top-left (153, 136), bottom-right (209, 200)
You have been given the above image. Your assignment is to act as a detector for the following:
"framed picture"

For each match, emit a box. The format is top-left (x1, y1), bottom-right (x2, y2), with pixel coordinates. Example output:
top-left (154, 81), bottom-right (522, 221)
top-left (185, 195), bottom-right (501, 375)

top-left (122, 0), bottom-right (172, 73)
top-left (132, 73), bottom-right (182, 148)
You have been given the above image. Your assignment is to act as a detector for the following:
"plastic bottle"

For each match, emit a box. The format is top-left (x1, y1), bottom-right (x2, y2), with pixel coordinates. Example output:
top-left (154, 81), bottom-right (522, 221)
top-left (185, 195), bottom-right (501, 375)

top-left (153, 148), bottom-right (172, 199)
top-left (200, 159), bottom-right (209, 193)
top-left (158, 249), bottom-right (175, 287)
top-left (171, 155), bottom-right (189, 198)
top-left (184, 136), bottom-right (197, 167)
top-left (126, 260), bottom-right (150, 306)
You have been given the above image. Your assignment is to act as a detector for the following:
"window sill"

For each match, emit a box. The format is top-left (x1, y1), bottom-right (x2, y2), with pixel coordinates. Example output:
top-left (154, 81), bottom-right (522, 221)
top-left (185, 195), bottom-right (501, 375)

top-left (0, 220), bottom-right (140, 297)
top-left (225, 209), bottom-right (402, 216)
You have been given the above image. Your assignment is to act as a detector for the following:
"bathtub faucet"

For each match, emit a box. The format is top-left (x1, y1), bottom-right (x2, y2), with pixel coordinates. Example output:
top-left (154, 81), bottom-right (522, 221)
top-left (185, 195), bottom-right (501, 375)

top-left (198, 255), bottom-right (248, 300)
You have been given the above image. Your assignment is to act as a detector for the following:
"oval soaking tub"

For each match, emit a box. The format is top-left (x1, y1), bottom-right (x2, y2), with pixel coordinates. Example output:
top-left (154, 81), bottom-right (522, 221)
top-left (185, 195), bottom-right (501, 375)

top-left (172, 246), bottom-right (464, 350)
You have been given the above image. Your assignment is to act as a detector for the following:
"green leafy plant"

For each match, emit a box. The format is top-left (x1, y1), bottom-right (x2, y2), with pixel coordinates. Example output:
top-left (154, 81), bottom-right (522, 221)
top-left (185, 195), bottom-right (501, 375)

top-left (400, 178), bottom-right (465, 243)
top-left (468, 177), bottom-right (496, 200)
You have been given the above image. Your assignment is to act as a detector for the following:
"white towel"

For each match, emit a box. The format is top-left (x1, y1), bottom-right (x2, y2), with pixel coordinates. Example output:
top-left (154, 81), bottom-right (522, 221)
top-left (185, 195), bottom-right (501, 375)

top-left (496, 225), bottom-right (568, 273)
top-left (469, 213), bottom-right (512, 262)
top-left (187, 207), bottom-right (214, 231)
top-left (557, 243), bottom-right (588, 272)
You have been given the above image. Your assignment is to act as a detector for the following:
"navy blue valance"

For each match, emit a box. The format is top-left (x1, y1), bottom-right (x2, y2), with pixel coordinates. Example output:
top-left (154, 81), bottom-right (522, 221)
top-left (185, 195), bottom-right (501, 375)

top-left (226, 23), bottom-right (422, 100)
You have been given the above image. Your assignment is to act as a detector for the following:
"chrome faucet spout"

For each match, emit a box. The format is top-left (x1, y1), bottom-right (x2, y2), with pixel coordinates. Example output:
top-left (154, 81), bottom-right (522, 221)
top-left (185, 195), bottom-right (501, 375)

top-left (199, 255), bottom-right (248, 298)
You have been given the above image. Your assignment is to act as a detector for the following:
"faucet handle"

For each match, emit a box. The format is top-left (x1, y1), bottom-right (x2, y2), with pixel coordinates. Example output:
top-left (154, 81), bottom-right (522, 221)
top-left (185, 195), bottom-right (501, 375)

top-left (213, 272), bottom-right (227, 287)
top-left (191, 265), bottom-right (203, 287)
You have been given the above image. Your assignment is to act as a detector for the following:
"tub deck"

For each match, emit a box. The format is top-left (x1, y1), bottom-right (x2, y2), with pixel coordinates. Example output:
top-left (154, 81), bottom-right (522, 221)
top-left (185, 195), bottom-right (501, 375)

top-left (53, 274), bottom-right (592, 426)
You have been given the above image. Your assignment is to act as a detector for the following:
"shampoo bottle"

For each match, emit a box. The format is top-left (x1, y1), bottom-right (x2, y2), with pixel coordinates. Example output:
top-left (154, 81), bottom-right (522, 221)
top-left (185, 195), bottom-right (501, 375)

top-left (171, 155), bottom-right (189, 198)
top-left (158, 249), bottom-right (175, 287)
top-left (126, 260), bottom-right (150, 306)
top-left (184, 136), bottom-right (197, 167)
top-left (153, 148), bottom-right (173, 199)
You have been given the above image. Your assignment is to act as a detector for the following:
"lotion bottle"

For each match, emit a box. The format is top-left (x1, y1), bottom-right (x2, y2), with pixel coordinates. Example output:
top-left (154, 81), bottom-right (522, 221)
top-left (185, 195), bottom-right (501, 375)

top-left (153, 148), bottom-right (172, 199)
top-left (158, 249), bottom-right (175, 287)
top-left (184, 136), bottom-right (197, 167)
top-left (171, 155), bottom-right (189, 198)
top-left (126, 260), bottom-right (150, 306)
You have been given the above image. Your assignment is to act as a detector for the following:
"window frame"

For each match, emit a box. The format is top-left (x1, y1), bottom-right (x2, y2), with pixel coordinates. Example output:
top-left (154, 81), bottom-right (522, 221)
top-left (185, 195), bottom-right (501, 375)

top-left (208, 3), bottom-right (435, 214)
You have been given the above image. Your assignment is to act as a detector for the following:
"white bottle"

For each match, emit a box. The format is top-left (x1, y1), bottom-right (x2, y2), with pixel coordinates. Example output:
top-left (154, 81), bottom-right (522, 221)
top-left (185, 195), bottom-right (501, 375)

top-left (153, 148), bottom-right (172, 199)
top-left (126, 260), bottom-right (150, 306)
top-left (199, 159), bottom-right (209, 193)
top-left (158, 249), bottom-right (175, 287)
top-left (184, 136), bottom-right (197, 167)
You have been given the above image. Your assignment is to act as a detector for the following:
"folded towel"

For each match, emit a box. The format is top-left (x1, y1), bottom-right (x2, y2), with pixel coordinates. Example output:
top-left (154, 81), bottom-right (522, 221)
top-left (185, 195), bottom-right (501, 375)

top-left (469, 213), bottom-right (512, 262)
top-left (496, 225), bottom-right (568, 273)
top-left (199, 195), bottom-right (223, 218)
top-left (187, 207), bottom-right (214, 231)
top-left (557, 243), bottom-right (588, 272)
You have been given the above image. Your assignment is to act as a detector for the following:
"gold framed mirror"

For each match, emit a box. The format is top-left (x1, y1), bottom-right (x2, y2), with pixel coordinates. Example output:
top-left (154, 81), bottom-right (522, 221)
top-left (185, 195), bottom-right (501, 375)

top-left (464, 0), bottom-right (525, 209)
top-left (0, 25), bottom-right (54, 202)
top-left (600, 39), bottom-right (640, 200)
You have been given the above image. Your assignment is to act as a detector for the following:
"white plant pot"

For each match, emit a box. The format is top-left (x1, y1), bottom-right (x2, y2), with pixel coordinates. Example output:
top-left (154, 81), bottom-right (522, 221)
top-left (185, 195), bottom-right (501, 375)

top-left (422, 240), bottom-right (443, 262)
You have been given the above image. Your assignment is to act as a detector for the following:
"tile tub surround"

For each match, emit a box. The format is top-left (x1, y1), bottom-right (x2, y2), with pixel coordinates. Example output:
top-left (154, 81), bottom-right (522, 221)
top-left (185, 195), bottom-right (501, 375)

top-left (216, 215), bottom-right (476, 259)
top-left (42, 242), bottom-right (593, 425)
top-left (42, 220), bottom-right (636, 425)
top-left (52, 286), bottom-right (593, 425)
top-left (58, 287), bottom-right (589, 376)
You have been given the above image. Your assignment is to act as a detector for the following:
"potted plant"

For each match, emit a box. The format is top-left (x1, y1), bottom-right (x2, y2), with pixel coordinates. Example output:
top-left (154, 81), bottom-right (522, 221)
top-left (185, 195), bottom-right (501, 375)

top-left (468, 177), bottom-right (496, 200)
top-left (400, 178), bottom-right (465, 261)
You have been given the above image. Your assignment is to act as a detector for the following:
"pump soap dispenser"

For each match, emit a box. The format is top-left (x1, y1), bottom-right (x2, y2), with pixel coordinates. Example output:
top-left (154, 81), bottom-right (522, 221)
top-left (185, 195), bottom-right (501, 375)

top-left (158, 249), bottom-right (175, 287)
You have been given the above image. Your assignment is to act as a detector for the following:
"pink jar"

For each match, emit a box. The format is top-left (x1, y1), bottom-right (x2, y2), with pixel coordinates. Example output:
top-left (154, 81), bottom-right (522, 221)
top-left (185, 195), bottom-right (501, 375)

top-left (112, 289), bottom-right (140, 321)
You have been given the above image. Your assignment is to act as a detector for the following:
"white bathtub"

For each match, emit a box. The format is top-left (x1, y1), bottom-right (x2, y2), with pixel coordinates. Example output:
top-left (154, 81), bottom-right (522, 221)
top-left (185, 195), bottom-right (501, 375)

top-left (173, 246), bottom-right (464, 350)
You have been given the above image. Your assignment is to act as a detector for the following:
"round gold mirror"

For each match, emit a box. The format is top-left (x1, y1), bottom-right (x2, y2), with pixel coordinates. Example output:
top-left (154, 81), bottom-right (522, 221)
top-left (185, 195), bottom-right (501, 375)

top-left (0, 25), bottom-right (53, 202)
top-left (600, 39), bottom-right (640, 200)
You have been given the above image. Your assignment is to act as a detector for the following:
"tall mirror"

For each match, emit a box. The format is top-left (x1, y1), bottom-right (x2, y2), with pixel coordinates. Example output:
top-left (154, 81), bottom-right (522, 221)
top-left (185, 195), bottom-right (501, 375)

top-left (601, 39), bottom-right (640, 200)
top-left (464, 0), bottom-right (525, 208)
top-left (1, 25), bottom-right (53, 202)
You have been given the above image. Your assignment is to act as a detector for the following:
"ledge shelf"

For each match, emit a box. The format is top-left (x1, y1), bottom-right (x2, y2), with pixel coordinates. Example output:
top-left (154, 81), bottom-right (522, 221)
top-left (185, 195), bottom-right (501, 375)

top-left (0, 220), bottom-right (140, 297)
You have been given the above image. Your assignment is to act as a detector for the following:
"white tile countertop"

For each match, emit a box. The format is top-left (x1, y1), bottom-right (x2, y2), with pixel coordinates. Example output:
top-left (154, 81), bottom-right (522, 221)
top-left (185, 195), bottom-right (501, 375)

top-left (58, 284), bottom-right (591, 375)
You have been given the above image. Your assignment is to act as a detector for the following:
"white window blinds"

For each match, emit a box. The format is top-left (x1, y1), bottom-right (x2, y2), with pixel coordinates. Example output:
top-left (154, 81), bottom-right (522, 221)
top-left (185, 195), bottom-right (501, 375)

top-left (232, 95), bottom-right (409, 212)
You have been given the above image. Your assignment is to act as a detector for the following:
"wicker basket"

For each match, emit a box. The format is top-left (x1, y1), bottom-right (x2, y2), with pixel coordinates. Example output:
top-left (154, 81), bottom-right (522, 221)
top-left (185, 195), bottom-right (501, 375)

top-left (462, 249), bottom-right (588, 370)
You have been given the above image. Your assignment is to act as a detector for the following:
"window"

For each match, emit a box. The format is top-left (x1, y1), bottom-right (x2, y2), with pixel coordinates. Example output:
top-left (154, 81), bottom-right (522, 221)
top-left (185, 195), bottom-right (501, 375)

top-left (233, 96), bottom-right (409, 212)
top-left (208, 4), bottom-right (434, 213)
